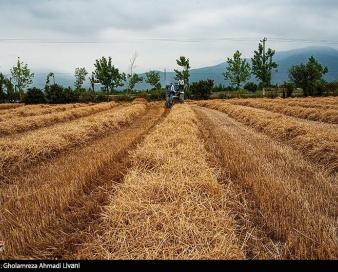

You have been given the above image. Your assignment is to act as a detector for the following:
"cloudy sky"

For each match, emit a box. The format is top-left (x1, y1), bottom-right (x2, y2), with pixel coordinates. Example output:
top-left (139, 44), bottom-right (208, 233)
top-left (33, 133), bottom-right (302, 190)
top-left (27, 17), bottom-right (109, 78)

top-left (0, 0), bottom-right (337, 75)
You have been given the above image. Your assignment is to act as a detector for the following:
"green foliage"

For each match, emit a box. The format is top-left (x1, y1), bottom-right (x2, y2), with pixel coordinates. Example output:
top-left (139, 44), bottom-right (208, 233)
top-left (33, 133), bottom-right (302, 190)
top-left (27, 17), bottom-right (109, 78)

top-left (63, 86), bottom-right (79, 103)
top-left (0, 73), bottom-right (7, 102)
top-left (251, 42), bottom-right (278, 88)
top-left (213, 84), bottom-right (234, 92)
top-left (244, 82), bottom-right (258, 92)
top-left (174, 56), bottom-right (190, 86)
top-left (24, 87), bottom-right (46, 104)
top-left (280, 82), bottom-right (295, 98)
top-left (190, 80), bottom-right (214, 100)
top-left (324, 81), bottom-right (338, 95)
top-left (148, 89), bottom-right (165, 101)
top-left (0, 73), bottom-right (18, 102)
top-left (77, 89), bottom-right (95, 103)
top-left (94, 56), bottom-right (125, 93)
top-left (45, 84), bottom-right (64, 103)
top-left (10, 57), bottom-right (34, 100)
top-left (289, 56), bottom-right (328, 96)
top-left (94, 92), bottom-right (108, 102)
top-left (74, 67), bottom-right (88, 90)
top-left (127, 73), bottom-right (143, 92)
top-left (224, 50), bottom-right (251, 90)
top-left (113, 93), bottom-right (134, 102)
top-left (46, 72), bottom-right (55, 86)
top-left (145, 71), bottom-right (161, 90)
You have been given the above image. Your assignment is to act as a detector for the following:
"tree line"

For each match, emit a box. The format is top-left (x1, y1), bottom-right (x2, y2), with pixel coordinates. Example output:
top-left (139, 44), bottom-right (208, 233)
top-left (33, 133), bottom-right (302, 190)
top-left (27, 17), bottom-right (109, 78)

top-left (222, 40), bottom-right (331, 98)
top-left (0, 39), bottom-right (335, 104)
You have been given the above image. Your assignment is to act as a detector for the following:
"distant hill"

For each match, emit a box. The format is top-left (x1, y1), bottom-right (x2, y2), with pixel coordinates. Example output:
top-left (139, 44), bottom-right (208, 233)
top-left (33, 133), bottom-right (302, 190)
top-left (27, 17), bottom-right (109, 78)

top-left (32, 46), bottom-right (338, 90)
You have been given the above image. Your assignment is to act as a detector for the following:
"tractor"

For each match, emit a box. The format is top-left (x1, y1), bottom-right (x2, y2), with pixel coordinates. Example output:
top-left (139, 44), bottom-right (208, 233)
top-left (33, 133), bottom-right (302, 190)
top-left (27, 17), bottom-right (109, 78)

top-left (165, 80), bottom-right (185, 108)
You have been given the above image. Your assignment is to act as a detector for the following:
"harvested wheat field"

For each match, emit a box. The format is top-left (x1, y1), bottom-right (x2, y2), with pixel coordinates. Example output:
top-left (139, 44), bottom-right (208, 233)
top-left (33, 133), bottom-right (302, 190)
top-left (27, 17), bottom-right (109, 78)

top-left (0, 97), bottom-right (337, 260)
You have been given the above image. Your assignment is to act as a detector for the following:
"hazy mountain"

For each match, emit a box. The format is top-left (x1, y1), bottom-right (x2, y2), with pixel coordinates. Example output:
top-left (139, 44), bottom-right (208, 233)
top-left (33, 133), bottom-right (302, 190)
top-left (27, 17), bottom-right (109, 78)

top-left (31, 46), bottom-right (338, 90)
top-left (272, 46), bottom-right (338, 83)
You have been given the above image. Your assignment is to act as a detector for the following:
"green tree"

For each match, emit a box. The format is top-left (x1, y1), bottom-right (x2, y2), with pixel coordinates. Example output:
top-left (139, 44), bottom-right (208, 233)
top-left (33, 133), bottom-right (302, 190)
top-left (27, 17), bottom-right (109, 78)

top-left (0, 73), bottom-right (7, 101)
top-left (5, 78), bottom-right (17, 102)
top-left (174, 56), bottom-right (190, 86)
top-left (224, 50), bottom-right (250, 90)
top-left (127, 73), bottom-right (143, 92)
top-left (251, 41), bottom-right (278, 88)
top-left (280, 82), bottom-right (295, 98)
top-left (190, 79), bottom-right (214, 100)
top-left (10, 57), bottom-right (34, 100)
top-left (74, 67), bottom-right (88, 90)
top-left (244, 82), bottom-right (258, 92)
top-left (94, 56), bottom-right (125, 93)
top-left (145, 71), bottom-right (161, 90)
top-left (45, 84), bottom-right (65, 104)
top-left (289, 56), bottom-right (328, 97)
top-left (46, 72), bottom-right (55, 86)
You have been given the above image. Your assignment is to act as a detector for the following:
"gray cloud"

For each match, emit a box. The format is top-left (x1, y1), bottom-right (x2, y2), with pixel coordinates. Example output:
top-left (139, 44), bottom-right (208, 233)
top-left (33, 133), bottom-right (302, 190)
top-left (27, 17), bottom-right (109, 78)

top-left (0, 0), bottom-right (337, 73)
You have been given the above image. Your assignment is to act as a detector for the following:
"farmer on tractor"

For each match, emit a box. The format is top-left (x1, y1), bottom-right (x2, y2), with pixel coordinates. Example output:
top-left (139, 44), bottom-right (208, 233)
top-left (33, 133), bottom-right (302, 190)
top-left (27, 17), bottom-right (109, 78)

top-left (165, 80), bottom-right (185, 108)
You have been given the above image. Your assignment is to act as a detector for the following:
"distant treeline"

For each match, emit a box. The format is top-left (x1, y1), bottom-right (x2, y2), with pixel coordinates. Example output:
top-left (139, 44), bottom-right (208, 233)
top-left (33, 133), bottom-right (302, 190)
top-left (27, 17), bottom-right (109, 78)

top-left (1, 39), bottom-right (338, 104)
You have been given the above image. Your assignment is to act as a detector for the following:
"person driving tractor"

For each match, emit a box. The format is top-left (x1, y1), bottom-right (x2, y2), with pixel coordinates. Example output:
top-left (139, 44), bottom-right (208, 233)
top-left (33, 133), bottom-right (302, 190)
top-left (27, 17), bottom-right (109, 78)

top-left (165, 80), bottom-right (185, 108)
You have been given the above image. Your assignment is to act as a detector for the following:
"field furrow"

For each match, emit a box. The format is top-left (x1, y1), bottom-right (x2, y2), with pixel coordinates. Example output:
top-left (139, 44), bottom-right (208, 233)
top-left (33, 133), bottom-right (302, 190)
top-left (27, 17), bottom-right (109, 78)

top-left (197, 100), bottom-right (338, 174)
top-left (77, 104), bottom-right (244, 260)
top-left (0, 101), bottom-right (147, 180)
top-left (194, 105), bottom-right (337, 259)
top-left (0, 102), bottom-right (118, 136)
top-left (0, 103), bottom-right (167, 259)
top-left (227, 99), bottom-right (338, 124)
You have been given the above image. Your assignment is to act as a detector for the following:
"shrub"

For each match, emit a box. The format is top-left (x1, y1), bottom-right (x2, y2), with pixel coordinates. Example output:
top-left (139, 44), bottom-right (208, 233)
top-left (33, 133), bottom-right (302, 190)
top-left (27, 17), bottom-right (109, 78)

top-left (78, 89), bottom-right (95, 103)
top-left (95, 92), bottom-right (109, 102)
top-left (190, 80), bottom-right (214, 100)
top-left (213, 84), bottom-right (227, 93)
top-left (244, 82), bottom-right (258, 92)
top-left (45, 84), bottom-right (65, 104)
top-left (24, 87), bottom-right (46, 104)
top-left (148, 89), bottom-right (165, 101)
top-left (113, 94), bottom-right (134, 102)
top-left (63, 87), bottom-right (79, 103)
top-left (324, 81), bottom-right (338, 95)
top-left (281, 82), bottom-right (295, 98)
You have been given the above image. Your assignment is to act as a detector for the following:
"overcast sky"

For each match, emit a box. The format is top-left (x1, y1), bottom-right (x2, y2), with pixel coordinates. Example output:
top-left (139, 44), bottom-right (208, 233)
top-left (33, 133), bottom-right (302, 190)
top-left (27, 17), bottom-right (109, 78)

top-left (0, 0), bottom-right (338, 75)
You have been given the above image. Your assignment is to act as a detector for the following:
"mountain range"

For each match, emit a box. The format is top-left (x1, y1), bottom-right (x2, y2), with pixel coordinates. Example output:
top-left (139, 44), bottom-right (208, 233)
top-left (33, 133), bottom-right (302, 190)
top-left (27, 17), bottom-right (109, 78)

top-left (31, 46), bottom-right (338, 90)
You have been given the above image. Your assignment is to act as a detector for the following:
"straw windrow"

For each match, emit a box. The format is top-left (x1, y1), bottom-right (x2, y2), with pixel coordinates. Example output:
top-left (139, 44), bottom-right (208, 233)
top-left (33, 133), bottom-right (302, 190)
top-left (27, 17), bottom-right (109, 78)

top-left (82, 104), bottom-right (244, 260)
top-left (227, 98), bottom-right (338, 124)
top-left (197, 100), bottom-right (338, 174)
top-left (0, 102), bottom-right (118, 135)
top-left (0, 101), bottom-right (147, 179)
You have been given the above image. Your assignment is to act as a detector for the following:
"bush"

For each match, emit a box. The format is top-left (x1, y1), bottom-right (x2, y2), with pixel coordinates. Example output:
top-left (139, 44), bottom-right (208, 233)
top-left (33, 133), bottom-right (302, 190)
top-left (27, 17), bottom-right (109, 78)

top-left (324, 81), bottom-right (338, 95)
top-left (24, 87), bottom-right (46, 104)
top-left (64, 87), bottom-right (79, 103)
top-left (190, 80), bottom-right (214, 100)
top-left (281, 82), bottom-right (295, 98)
top-left (136, 92), bottom-right (150, 101)
top-left (78, 89), bottom-right (95, 103)
top-left (45, 84), bottom-right (65, 104)
top-left (212, 84), bottom-right (228, 92)
top-left (95, 92), bottom-right (109, 102)
top-left (148, 89), bottom-right (165, 101)
top-left (244, 82), bottom-right (258, 92)
top-left (217, 93), bottom-right (226, 99)
top-left (113, 94), bottom-right (134, 102)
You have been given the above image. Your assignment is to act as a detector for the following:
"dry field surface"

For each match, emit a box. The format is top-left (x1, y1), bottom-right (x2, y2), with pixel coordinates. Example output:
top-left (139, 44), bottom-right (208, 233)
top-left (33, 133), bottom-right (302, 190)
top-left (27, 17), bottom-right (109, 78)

top-left (0, 97), bottom-right (337, 260)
